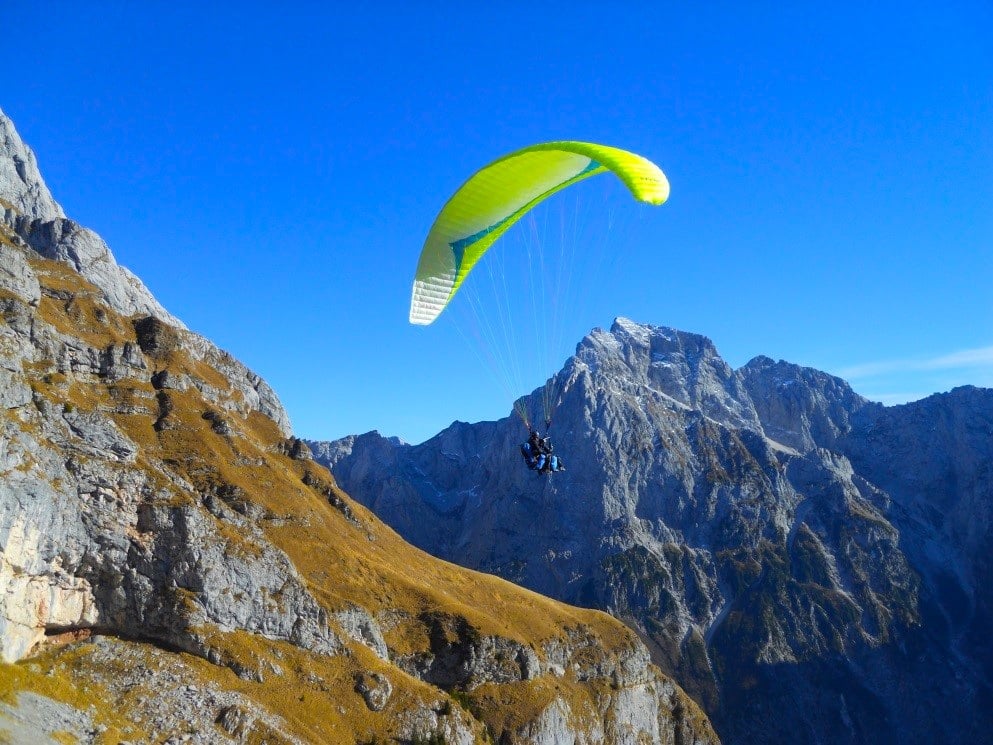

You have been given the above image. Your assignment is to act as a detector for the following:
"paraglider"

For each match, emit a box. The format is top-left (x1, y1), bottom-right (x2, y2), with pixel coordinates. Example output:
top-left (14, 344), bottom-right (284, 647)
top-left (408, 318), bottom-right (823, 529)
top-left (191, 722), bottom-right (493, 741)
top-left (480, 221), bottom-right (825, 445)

top-left (521, 428), bottom-right (565, 474)
top-left (409, 141), bottom-right (669, 325)
top-left (409, 140), bottom-right (668, 472)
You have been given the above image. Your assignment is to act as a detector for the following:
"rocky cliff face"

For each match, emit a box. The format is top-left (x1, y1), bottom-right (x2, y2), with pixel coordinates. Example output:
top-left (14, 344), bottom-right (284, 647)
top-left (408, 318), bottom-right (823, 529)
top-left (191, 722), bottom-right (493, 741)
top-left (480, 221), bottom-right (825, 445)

top-left (0, 107), bottom-right (719, 744)
top-left (0, 111), bottom-right (181, 329)
top-left (314, 318), bottom-right (993, 744)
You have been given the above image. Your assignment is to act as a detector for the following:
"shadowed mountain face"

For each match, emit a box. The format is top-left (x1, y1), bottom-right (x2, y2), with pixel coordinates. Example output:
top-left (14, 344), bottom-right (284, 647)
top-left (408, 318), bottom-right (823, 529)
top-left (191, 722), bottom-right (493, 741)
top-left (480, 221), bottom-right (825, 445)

top-left (313, 318), bottom-right (993, 744)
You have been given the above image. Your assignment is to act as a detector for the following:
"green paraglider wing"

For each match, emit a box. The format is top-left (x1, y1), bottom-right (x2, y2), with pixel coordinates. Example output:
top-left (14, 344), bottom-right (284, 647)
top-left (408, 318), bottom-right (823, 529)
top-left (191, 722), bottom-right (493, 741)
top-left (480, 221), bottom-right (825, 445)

top-left (409, 141), bottom-right (669, 325)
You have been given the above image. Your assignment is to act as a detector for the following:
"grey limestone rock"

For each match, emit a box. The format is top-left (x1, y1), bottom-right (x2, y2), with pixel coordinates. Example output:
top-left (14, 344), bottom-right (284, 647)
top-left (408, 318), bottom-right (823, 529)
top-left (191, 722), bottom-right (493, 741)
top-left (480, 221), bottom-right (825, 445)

top-left (0, 107), bottom-right (182, 328)
top-left (332, 604), bottom-right (389, 660)
top-left (17, 216), bottom-right (185, 327)
top-left (354, 671), bottom-right (392, 711)
top-left (0, 691), bottom-right (95, 745)
top-left (740, 354), bottom-right (877, 452)
top-left (0, 228), bottom-right (312, 667)
top-left (0, 108), bottom-right (64, 222)
top-left (0, 242), bottom-right (41, 307)
top-left (316, 317), bottom-right (993, 745)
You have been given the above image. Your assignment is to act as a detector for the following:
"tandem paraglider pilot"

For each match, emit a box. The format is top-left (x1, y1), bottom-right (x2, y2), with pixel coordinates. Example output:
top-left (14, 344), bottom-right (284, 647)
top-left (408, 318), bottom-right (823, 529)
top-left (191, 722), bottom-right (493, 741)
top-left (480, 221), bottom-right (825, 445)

top-left (521, 428), bottom-right (565, 474)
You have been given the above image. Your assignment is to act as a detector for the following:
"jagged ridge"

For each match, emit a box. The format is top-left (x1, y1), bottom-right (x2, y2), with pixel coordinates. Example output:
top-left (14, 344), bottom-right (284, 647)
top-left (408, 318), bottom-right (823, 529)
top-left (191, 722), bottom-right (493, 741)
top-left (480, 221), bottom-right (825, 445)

top-left (314, 317), bottom-right (993, 744)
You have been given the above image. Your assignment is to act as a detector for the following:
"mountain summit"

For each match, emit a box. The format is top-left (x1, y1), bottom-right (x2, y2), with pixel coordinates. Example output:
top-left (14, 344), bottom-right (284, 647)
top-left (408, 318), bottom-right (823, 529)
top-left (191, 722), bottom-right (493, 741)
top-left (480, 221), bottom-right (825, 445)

top-left (313, 318), bottom-right (993, 744)
top-left (0, 107), bottom-right (182, 328)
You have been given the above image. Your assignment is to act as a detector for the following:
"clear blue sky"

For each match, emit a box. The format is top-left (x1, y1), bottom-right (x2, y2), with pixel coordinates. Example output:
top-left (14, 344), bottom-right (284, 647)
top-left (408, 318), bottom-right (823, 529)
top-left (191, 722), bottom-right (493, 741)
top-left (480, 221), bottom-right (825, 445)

top-left (5, 3), bottom-right (992, 444)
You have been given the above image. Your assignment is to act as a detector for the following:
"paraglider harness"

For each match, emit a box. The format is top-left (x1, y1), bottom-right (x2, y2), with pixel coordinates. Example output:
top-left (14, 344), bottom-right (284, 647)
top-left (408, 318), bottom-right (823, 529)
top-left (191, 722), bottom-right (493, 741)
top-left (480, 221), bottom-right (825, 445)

top-left (520, 426), bottom-right (565, 474)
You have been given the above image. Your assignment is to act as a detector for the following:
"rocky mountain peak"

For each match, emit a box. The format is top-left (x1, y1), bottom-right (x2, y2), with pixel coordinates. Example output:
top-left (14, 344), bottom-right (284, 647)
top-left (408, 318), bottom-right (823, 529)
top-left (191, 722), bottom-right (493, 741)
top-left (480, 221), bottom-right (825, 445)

top-left (575, 317), bottom-right (760, 432)
top-left (0, 106), bottom-right (183, 328)
top-left (579, 317), bottom-right (719, 365)
top-left (316, 316), bottom-right (993, 744)
top-left (0, 107), bottom-right (64, 222)
top-left (739, 353), bottom-right (876, 453)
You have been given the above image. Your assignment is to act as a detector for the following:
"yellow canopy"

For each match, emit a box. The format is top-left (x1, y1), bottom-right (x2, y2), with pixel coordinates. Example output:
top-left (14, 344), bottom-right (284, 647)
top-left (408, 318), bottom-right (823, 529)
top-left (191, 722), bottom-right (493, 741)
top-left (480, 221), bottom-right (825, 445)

top-left (409, 141), bottom-right (669, 325)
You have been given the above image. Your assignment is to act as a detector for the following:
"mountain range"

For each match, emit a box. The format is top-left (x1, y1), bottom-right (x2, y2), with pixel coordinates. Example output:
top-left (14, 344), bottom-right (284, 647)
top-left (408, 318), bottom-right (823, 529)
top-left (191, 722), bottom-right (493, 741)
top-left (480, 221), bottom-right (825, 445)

top-left (311, 317), bottom-right (993, 744)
